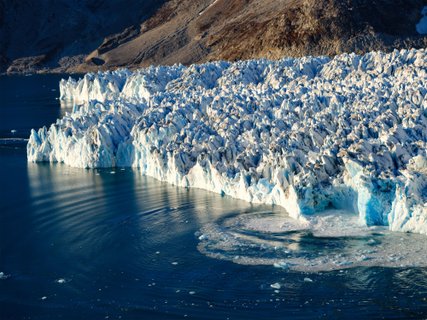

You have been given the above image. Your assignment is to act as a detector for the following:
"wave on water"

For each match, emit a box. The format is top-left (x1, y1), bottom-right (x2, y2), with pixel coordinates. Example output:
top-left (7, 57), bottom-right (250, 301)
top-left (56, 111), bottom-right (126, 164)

top-left (0, 138), bottom-right (29, 147)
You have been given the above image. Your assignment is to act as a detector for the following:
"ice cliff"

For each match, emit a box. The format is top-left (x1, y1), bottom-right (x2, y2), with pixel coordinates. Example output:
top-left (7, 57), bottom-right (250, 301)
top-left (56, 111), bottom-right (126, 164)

top-left (27, 49), bottom-right (427, 234)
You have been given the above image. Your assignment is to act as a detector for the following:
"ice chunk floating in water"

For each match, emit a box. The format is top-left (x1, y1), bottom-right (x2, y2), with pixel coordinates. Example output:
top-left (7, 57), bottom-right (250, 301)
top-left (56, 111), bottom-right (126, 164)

top-left (27, 49), bottom-right (427, 234)
top-left (416, 6), bottom-right (427, 35)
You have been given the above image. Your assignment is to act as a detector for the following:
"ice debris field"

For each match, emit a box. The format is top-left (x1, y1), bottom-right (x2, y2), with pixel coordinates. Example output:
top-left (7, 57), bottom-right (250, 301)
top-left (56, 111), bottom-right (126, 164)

top-left (28, 49), bottom-right (427, 235)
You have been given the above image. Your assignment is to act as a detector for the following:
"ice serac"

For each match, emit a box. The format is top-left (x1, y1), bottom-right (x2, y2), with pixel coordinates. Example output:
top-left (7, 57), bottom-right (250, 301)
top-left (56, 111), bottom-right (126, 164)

top-left (28, 49), bottom-right (427, 234)
top-left (59, 70), bottom-right (131, 104)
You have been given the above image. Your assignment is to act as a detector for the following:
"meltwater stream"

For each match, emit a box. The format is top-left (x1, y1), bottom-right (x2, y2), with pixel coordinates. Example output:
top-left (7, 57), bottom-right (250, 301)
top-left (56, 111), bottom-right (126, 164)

top-left (1, 75), bottom-right (427, 319)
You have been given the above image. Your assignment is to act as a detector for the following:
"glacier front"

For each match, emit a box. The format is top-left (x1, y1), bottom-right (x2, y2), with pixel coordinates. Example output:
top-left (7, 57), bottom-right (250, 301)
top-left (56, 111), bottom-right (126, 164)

top-left (27, 49), bottom-right (427, 234)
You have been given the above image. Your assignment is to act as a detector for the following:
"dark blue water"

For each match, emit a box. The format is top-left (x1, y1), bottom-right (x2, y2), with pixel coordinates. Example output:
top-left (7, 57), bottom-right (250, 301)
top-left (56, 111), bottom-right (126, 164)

top-left (1, 75), bottom-right (427, 320)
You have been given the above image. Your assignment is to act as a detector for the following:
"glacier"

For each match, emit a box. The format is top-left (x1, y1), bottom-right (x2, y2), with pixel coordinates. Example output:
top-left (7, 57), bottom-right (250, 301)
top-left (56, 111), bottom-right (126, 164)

top-left (27, 49), bottom-right (427, 234)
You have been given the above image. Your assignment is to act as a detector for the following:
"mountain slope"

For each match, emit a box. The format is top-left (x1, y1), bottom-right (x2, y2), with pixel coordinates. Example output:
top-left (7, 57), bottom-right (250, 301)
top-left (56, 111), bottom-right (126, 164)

top-left (2, 0), bottom-right (427, 73)
top-left (0, 0), bottom-right (164, 73)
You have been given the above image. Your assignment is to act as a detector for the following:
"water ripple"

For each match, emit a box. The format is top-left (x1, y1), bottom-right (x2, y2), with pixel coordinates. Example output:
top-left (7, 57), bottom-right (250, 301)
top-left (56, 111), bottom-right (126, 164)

top-left (197, 210), bottom-right (427, 272)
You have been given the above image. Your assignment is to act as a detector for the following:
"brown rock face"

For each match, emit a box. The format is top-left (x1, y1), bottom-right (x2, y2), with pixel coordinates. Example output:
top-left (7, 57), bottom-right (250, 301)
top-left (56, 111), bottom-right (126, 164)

top-left (2, 0), bottom-right (427, 73)
top-left (0, 0), bottom-right (165, 73)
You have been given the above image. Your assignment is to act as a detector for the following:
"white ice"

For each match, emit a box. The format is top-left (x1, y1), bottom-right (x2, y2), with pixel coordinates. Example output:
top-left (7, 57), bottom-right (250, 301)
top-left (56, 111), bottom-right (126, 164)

top-left (27, 49), bottom-right (427, 234)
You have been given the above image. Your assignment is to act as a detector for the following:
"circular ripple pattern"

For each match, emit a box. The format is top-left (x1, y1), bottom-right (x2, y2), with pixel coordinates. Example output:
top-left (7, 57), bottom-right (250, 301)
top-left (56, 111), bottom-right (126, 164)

top-left (197, 210), bottom-right (427, 272)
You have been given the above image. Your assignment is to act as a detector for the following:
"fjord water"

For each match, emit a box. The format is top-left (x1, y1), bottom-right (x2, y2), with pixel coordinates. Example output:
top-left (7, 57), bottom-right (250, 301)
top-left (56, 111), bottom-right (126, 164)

top-left (1, 75), bottom-right (427, 320)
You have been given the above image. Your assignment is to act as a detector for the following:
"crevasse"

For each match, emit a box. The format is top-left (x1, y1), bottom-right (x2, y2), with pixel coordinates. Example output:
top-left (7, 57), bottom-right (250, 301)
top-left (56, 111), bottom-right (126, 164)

top-left (27, 49), bottom-right (427, 234)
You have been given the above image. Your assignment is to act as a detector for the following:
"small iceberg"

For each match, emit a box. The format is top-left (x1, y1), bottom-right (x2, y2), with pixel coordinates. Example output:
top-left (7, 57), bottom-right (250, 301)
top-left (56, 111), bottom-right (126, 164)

top-left (270, 282), bottom-right (281, 289)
